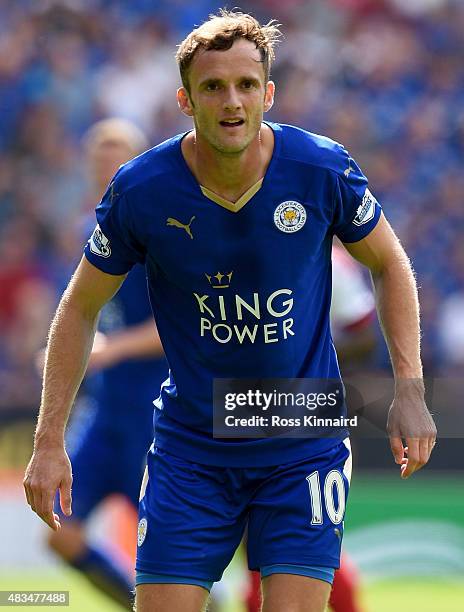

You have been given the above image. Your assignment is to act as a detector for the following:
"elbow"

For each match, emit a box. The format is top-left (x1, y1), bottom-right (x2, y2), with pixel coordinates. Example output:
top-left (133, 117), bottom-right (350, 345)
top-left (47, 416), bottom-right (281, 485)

top-left (58, 288), bottom-right (100, 326)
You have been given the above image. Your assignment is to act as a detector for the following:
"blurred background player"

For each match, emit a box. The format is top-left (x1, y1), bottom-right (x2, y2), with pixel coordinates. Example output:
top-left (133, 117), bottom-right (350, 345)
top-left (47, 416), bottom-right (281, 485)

top-left (45, 118), bottom-right (167, 610)
top-left (330, 243), bottom-right (376, 369)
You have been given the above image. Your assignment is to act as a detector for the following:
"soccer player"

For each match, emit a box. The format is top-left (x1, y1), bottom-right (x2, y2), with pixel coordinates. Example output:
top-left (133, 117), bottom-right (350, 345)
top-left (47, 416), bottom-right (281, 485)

top-left (45, 119), bottom-right (167, 609)
top-left (24, 11), bottom-right (437, 612)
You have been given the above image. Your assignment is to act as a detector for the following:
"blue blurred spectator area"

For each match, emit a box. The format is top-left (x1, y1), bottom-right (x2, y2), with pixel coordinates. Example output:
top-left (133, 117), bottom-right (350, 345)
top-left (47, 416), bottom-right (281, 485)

top-left (1, 0), bottom-right (463, 412)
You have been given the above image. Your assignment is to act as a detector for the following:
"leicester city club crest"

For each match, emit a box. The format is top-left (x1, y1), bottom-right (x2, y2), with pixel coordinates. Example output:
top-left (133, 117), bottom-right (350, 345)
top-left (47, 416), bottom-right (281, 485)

top-left (274, 201), bottom-right (307, 233)
top-left (137, 517), bottom-right (148, 547)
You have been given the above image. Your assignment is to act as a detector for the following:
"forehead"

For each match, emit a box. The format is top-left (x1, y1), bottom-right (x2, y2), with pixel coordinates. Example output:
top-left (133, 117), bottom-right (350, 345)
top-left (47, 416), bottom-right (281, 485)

top-left (189, 38), bottom-right (264, 85)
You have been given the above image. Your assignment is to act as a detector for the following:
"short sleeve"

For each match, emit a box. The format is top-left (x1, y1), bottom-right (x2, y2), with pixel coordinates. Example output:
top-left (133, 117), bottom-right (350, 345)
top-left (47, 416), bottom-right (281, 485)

top-left (84, 177), bottom-right (145, 275)
top-left (331, 149), bottom-right (382, 243)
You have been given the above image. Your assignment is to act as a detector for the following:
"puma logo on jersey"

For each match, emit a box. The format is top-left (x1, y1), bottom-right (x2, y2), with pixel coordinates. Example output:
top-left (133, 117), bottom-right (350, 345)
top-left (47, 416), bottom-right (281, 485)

top-left (344, 162), bottom-right (353, 177)
top-left (109, 181), bottom-right (119, 203)
top-left (166, 216), bottom-right (195, 239)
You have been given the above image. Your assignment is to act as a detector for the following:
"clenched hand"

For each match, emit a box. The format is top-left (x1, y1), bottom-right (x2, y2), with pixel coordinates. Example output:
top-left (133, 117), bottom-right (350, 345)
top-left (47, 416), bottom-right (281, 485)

top-left (387, 381), bottom-right (437, 479)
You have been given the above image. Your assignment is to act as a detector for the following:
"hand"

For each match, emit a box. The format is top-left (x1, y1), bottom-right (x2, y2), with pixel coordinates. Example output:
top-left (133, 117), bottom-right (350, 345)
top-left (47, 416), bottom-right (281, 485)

top-left (23, 444), bottom-right (73, 530)
top-left (387, 382), bottom-right (437, 479)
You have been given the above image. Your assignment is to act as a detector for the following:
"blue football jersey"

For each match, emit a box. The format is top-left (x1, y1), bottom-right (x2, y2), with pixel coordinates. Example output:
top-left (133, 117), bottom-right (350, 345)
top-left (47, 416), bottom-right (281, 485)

top-left (80, 214), bottom-right (167, 429)
top-left (84, 122), bottom-right (382, 467)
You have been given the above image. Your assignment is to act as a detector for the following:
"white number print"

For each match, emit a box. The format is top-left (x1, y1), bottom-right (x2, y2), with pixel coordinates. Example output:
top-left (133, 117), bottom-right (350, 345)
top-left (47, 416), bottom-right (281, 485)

top-left (306, 471), bottom-right (323, 525)
top-left (306, 470), bottom-right (346, 525)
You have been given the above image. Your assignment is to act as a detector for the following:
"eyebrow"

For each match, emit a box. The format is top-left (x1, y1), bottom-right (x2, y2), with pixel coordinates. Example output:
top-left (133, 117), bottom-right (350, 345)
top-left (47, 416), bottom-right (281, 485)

top-left (198, 76), bottom-right (261, 87)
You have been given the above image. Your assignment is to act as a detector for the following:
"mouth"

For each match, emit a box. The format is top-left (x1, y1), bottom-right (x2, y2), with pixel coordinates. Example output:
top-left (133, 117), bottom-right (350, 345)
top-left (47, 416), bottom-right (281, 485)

top-left (219, 119), bottom-right (245, 128)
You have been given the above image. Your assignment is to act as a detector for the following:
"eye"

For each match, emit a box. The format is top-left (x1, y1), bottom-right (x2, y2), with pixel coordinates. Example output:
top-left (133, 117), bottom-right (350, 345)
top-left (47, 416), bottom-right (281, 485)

top-left (205, 82), bottom-right (220, 91)
top-left (242, 80), bottom-right (254, 89)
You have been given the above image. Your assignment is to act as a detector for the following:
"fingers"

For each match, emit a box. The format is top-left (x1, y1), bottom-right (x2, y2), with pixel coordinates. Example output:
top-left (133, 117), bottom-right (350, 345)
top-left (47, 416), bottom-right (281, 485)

top-left (59, 477), bottom-right (73, 517)
top-left (427, 421), bottom-right (437, 458)
top-left (38, 489), bottom-right (61, 531)
top-left (28, 488), bottom-right (59, 530)
top-left (387, 391), bottom-right (437, 479)
top-left (401, 436), bottom-right (435, 479)
top-left (23, 477), bottom-right (32, 508)
top-left (23, 474), bottom-right (60, 531)
top-left (389, 435), bottom-right (404, 465)
top-left (23, 449), bottom-right (72, 530)
top-left (23, 474), bottom-right (37, 514)
top-left (401, 439), bottom-right (419, 478)
top-left (419, 436), bottom-right (431, 465)
top-left (39, 505), bottom-right (61, 531)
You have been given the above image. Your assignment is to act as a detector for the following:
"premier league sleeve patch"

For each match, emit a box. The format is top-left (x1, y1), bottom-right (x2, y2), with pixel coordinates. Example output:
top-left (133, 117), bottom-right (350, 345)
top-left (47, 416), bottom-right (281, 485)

top-left (89, 224), bottom-right (112, 258)
top-left (352, 189), bottom-right (377, 226)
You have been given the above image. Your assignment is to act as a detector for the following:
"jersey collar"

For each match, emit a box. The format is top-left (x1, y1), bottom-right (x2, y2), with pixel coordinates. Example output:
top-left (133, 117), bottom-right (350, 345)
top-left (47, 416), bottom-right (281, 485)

top-left (177, 122), bottom-right (281, 213)
top-left (199, 178), bottom-right (264, 212)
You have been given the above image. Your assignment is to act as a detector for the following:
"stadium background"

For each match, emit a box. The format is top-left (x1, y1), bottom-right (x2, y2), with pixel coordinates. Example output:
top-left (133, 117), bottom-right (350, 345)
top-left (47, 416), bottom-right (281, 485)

top-left (0, 0), bottom-right (463, 609)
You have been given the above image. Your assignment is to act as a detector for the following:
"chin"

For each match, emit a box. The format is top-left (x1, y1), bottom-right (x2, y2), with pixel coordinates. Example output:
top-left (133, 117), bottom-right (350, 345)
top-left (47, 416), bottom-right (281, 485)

top-left (214, 135), bottom-right (253, 155)
top-left (218, 143), bottom-right (248, 155)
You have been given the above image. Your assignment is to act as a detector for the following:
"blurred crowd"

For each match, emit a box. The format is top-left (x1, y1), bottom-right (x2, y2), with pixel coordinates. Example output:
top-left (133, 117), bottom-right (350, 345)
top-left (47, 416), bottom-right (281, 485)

top-left (1, 0), bottom-right (463, 411)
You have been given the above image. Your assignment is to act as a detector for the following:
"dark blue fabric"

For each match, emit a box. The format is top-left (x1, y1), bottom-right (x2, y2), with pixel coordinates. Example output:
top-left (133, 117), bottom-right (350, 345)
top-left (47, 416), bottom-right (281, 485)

top-left (90, 262), bottom-right (168, 420)
top-left (135, 572), bottom-right (213, 591)
top-left (136, 441), bottom-right (351, 583)
top-left (261, 564), bottom-right (335, 585)
top-left (84, 122), bottom-right (381, 466)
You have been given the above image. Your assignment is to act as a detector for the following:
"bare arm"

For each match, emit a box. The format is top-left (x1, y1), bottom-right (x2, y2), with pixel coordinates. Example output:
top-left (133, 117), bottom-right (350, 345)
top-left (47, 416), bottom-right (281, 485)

top-left (24, 257), bottom-right (126, 529)
top-left (343, 214), bottom-right (437, 477)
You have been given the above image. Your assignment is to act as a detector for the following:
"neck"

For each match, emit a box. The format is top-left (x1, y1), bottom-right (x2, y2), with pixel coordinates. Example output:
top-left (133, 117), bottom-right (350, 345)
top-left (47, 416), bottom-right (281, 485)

top-left (183, 124), bottom-right (273, 202)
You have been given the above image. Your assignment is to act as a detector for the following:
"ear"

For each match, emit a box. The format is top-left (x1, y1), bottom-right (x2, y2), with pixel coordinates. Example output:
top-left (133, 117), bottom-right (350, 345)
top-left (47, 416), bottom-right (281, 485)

top-left (264, 81), bottom-right (275, 113)
top-left (177, 87), bottom-right (194, 117)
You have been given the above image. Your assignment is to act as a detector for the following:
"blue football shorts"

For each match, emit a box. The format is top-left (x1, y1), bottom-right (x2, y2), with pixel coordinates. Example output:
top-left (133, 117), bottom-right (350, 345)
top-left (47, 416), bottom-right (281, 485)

top-left (135, 439), bottom-right (352, 588)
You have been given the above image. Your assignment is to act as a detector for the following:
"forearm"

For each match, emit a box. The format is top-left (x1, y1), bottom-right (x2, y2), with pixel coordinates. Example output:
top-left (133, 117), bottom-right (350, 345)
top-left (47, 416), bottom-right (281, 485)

top-left (35, 296), bottom-right (98, 447)
top-left (372, 250), bottom-right (423, 383)
top-left (343, 217), bottom-right (436, 477)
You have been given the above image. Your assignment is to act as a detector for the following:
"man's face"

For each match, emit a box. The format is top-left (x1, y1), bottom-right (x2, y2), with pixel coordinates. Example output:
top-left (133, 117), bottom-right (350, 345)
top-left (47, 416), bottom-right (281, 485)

top-left (178, 38), bottom-right (274, 155)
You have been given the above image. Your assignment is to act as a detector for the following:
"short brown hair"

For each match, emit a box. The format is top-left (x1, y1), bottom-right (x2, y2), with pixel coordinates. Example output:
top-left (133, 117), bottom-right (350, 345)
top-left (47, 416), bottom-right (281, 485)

top-left (176, 9), bottom-right (281, 92)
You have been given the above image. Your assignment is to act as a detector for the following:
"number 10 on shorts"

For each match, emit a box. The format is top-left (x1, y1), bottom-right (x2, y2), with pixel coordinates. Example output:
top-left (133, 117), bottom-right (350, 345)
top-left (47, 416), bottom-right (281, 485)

top-left (306, 470), bottom-right (346, 525)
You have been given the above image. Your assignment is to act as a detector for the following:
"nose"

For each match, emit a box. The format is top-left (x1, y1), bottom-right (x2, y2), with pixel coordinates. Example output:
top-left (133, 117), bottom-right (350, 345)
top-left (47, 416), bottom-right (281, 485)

top-left (223, 86), bottom-right (241, 112)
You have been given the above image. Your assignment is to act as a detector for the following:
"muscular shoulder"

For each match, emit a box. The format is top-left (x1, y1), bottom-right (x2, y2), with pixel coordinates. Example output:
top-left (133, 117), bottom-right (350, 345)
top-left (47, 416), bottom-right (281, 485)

top-left (277, 123), bottom-right (351, 178)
